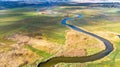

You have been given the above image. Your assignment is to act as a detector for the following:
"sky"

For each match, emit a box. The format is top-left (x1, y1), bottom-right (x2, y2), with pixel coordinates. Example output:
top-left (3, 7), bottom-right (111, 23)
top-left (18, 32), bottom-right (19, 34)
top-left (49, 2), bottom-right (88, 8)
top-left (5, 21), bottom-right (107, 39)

top-left (71, 0), bottom-right (120, 3)
top-left (0, 0), bottom-right (120, 2)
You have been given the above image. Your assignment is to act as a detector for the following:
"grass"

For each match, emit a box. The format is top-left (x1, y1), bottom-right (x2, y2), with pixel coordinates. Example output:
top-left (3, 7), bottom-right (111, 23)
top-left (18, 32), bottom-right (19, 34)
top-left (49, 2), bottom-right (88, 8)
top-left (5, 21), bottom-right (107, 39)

top-left (108, 42), bottom-right (120, 60)
top-left (0, 8), bottom-right (66, 66)
top-left (24, 45), bottom-right (52, 58)
top-left (0, 7), bottom-right (36, 37)
top-left (48, 6), bottom-right (120, 67)
top-left (0, 7), bottom-right (67, 44)
top-left (0, 6), bottom-right (120, 67)
top-left (23, 45), bottom-right (53, 67)
top-left (71, 7), bottom-right (120, 67)
top-left (87, 42), bottom-right (120, 67)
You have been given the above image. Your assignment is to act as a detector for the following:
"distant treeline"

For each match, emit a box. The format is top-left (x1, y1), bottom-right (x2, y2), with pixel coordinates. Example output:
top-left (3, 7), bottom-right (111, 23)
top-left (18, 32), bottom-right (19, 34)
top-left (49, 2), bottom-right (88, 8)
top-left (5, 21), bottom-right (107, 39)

top-left (89, 3), bottom-right (120, 8)
top-left (0, 1), bottom-right (120, 10)
top-left (59, 2), bottom-right (120, 8)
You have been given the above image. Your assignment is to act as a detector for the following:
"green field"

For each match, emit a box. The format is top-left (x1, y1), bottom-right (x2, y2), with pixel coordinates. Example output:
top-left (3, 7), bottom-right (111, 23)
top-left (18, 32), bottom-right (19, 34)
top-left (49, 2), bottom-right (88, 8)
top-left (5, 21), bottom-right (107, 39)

top-left (0, 6), bottom-right (120, 67)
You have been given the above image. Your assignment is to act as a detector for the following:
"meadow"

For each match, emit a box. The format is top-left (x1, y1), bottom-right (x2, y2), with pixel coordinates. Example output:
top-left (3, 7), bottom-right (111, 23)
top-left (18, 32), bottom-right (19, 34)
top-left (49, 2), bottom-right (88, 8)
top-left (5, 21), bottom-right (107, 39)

top-left (0, 6), bottom-right (120, 67)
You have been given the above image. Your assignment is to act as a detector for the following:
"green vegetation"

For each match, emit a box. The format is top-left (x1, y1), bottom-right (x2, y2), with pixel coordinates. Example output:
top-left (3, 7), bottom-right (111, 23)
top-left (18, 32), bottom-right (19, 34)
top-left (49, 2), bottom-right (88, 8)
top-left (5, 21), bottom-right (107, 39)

top-left (87, 42), bottom-right (120, 67)
top-left (0, 6), bottom-right (120, 67)
top-left (24, 45), bottom-right (52, 58)
top-left (0, 8), bottom-right (66, 44)
top-left (0, 8), bottom-right (36, 38)
top-left (50, 7), bottom-right (120, 67)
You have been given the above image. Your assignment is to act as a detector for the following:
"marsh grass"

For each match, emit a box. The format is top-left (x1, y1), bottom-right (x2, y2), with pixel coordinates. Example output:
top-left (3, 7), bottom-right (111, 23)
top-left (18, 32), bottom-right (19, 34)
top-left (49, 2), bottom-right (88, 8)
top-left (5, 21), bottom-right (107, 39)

top-left (24, 45), bottom-right (52, 58)
top-left (0, 6), bottom-right (120, 67)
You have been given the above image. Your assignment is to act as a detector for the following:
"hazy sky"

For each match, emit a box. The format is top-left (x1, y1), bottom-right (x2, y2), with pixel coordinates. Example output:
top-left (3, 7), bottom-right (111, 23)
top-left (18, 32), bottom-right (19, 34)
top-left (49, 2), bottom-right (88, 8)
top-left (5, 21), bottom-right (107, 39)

top-left (0, 0), bottom-right (120, 2)
top-left (71, 0), bottom-right (120, 2)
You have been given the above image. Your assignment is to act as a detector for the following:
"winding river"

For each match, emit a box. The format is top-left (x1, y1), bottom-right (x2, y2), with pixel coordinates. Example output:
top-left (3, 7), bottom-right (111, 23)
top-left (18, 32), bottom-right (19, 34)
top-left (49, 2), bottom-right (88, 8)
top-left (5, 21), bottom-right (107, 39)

top-left (38, 17), bottom-right (114, 67)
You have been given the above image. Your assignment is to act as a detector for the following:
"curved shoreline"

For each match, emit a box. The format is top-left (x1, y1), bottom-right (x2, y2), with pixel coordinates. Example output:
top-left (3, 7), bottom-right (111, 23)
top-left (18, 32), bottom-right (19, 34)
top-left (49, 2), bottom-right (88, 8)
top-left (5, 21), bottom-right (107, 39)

top-left (38, 18), bottom-right (114, 67)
